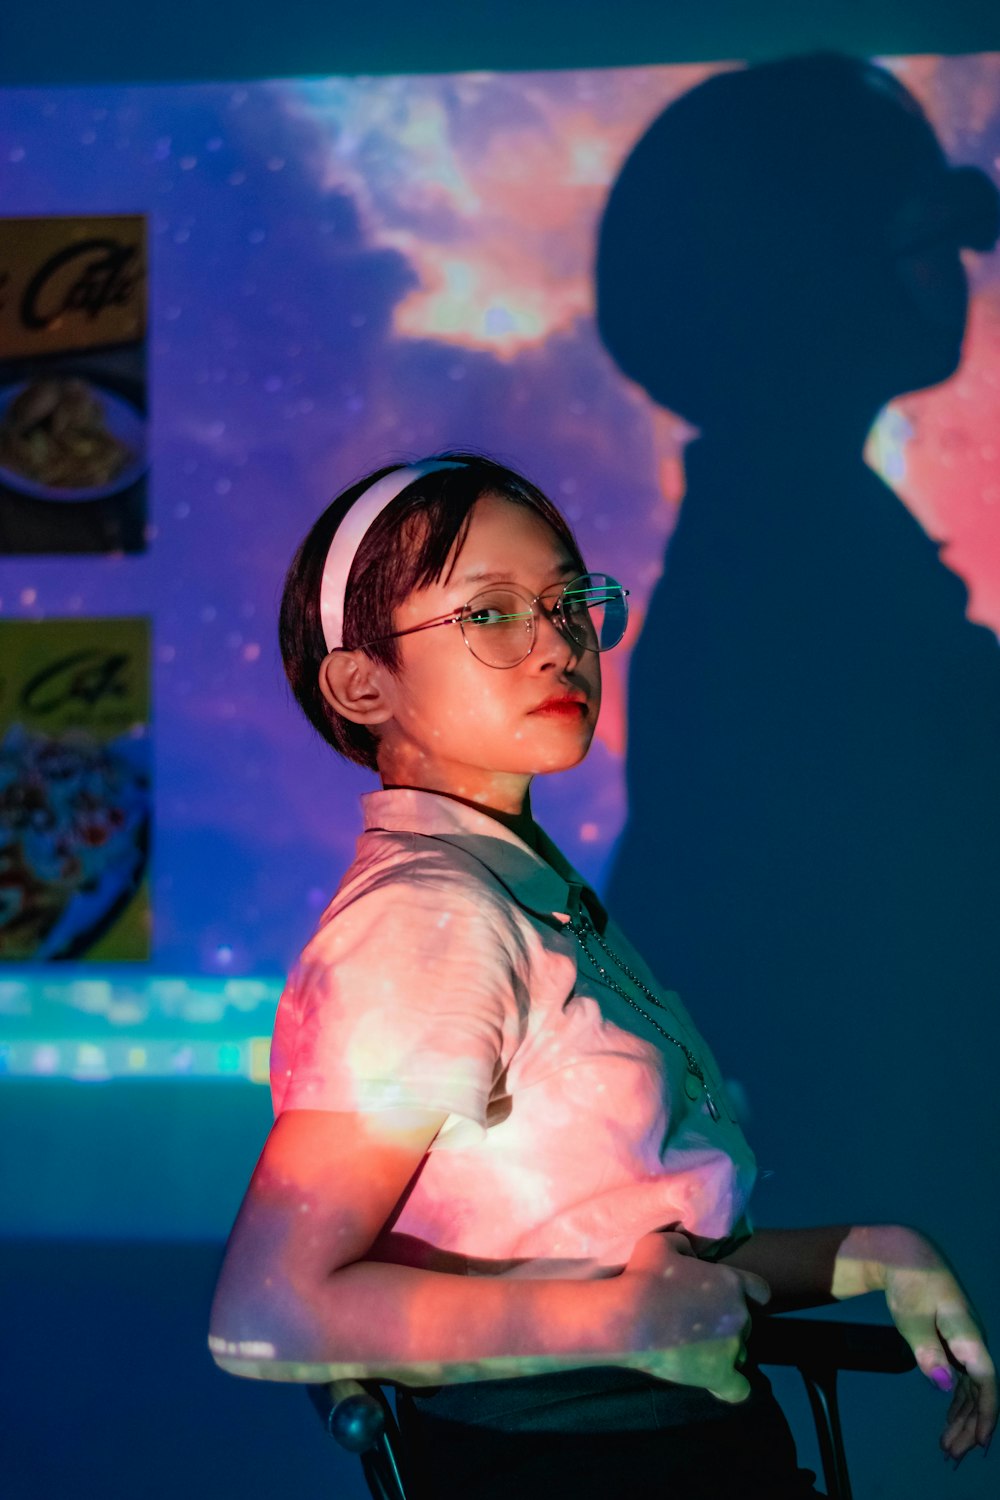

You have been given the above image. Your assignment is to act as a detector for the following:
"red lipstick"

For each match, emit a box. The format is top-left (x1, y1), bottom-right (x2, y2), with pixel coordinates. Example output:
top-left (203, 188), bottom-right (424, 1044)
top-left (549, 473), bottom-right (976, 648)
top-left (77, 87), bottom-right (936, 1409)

top-left (529, 693), bottom-right (588, 716)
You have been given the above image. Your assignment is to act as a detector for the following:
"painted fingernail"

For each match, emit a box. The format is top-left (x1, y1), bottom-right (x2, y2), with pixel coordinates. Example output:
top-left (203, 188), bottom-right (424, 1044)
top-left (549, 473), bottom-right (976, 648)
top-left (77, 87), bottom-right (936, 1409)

top-left (931, 1367), bottom-right (955, 1393)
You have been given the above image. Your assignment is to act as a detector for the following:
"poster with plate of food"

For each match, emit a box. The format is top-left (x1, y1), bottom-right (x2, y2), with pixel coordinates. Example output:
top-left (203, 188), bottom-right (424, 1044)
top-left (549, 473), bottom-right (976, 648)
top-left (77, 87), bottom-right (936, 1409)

top-left (0, 616), bottom-right (151, 961)
top-left (0, 215), bottom-right (148, 554)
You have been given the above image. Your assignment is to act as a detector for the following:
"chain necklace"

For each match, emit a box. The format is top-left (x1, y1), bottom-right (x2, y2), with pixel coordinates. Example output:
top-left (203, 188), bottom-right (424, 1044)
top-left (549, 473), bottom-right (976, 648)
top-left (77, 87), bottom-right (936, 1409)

top-left (567, 908), bottom-right (721, 1122)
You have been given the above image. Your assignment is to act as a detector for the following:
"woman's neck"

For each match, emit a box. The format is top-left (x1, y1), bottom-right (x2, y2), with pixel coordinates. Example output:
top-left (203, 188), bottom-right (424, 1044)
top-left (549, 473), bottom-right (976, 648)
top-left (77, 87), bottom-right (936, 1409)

top-left (380, 782), bottom-right (539, 851)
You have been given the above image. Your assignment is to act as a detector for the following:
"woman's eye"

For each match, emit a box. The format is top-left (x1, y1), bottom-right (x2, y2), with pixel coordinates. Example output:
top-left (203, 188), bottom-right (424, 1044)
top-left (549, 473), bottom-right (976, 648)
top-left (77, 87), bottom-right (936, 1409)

top-left (465, 594), bottom-right (531, 627)
top-left (564, 587), bottom-right (621, 613)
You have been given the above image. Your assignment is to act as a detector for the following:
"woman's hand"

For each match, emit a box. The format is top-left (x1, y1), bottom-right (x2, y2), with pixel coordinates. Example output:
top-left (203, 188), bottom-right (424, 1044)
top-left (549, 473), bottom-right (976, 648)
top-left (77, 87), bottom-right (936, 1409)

top-left (876, 1229), bottom-right (996, 1463)
top-left (616, 1229), bottom-right (771, 1402)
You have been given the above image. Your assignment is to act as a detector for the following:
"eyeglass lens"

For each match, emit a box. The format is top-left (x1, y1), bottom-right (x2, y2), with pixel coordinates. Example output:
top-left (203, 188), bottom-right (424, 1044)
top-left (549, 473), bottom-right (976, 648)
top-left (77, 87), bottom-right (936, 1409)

top-left (459, 574), bottom-right (628, 668)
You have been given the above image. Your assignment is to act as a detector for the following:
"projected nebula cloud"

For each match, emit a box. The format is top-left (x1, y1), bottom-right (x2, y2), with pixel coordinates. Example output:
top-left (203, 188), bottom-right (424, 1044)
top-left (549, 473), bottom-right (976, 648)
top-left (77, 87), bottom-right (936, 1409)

top-left (0, 54), bottom-right (997, 1074)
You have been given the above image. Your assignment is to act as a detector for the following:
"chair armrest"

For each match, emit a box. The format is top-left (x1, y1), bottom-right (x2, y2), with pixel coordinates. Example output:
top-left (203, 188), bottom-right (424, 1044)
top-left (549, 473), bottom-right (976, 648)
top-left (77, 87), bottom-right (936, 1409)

top-left (309, 1378), bottom-right (387, 1451)
top-left (753, 1315), bottom-right (915, 1375)
top-left (310, 1380), bottom-right (415, 1500)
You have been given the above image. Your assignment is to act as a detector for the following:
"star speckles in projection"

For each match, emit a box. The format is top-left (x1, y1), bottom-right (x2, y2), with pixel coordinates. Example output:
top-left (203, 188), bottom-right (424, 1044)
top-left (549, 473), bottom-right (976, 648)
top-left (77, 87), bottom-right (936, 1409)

top-left (0, 55), bottom-right (997, 1010)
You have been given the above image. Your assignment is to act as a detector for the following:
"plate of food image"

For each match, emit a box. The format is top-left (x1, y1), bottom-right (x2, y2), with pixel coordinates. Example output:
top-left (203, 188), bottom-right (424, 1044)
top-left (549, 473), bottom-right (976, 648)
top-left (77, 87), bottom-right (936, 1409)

top-left (0, 377), bottom-right (147, 503)
top-left (0, 724), bottom-right (150, 961)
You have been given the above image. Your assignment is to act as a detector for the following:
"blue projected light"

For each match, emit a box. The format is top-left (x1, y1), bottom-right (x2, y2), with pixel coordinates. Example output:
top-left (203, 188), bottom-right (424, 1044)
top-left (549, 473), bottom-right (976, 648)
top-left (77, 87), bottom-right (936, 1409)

top-left (1, 59), bottom-right (998, 1079)
top-left (0, 974), bottom-right (277, 1079)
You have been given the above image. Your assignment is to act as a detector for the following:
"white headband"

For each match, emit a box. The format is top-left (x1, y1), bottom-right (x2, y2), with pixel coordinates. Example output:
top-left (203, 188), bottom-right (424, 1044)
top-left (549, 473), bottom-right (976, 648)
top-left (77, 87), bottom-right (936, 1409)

top-left (319, 460), bottom-right (466, 652)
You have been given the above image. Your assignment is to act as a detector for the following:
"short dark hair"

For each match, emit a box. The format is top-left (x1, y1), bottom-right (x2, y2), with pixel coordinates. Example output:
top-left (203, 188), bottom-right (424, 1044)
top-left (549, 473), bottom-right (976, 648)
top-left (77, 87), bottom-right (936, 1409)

top-left (279, 452), bottom-right (587, 771)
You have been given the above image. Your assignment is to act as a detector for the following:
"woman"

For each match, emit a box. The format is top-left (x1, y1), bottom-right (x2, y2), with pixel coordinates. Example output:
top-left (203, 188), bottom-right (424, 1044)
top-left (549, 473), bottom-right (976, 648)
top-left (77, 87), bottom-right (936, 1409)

top-left (209, 454), bottom-right (994, 1498)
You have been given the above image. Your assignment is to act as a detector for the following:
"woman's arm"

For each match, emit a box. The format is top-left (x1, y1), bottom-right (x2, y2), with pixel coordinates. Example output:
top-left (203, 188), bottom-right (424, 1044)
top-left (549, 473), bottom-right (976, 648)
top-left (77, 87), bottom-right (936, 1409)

top-left (720, 1224), bottom-right (997, 1462)
top-left (716, 1224), bottom-right (853, 1313)
top-left (208, 1107), bottom-right (767, 1400)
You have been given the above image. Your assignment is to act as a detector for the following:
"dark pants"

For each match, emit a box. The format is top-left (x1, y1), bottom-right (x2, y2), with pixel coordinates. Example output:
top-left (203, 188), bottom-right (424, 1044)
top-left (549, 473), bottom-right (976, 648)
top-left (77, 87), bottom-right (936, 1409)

top-left (397, 1363), bottom-right (823, 1499)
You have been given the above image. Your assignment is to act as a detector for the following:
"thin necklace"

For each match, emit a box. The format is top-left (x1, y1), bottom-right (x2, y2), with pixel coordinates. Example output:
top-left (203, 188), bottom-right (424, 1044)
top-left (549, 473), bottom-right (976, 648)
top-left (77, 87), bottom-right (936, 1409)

top-left (568, 908), bottom-right (721, 1122)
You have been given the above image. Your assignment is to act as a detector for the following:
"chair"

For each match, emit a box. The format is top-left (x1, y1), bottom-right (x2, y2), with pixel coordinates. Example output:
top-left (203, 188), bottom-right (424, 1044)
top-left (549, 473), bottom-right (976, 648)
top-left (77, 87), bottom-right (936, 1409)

top-left (309, 1378), bottom-right (413, 1500)
top-left (752, 1316), bottom-right (915, 1499)
top-left (309, 1317), bottom-right (915, 1500)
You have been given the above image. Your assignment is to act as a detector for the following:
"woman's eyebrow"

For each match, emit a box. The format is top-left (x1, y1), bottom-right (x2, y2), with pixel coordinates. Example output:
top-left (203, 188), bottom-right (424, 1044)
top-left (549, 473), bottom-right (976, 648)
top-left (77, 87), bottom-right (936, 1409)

top-left (457, 560), bottom-right (580, 586)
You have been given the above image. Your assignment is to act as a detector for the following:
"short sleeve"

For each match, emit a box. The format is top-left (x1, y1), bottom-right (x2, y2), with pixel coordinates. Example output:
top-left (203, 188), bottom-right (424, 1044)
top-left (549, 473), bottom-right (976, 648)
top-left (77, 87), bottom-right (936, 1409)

top-left (270, 871), bottom-right (519, 1147)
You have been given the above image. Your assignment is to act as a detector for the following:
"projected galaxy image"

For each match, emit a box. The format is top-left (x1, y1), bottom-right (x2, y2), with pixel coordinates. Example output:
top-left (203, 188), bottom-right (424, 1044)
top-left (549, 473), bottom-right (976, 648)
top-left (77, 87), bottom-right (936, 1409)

top-left (0, 54), bottom-right (998, 1078)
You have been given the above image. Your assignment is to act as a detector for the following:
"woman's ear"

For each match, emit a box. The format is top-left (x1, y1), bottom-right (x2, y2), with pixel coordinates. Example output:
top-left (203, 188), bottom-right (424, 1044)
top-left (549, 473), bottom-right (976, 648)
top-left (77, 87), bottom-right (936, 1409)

top-left (318, 650), bottom-right (395, 727)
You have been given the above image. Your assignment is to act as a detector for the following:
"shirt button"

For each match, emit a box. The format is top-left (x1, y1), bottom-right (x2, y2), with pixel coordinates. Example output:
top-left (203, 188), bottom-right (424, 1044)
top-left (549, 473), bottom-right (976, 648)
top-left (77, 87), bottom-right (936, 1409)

top-left (683, 1072), bottom-right (702, 1101)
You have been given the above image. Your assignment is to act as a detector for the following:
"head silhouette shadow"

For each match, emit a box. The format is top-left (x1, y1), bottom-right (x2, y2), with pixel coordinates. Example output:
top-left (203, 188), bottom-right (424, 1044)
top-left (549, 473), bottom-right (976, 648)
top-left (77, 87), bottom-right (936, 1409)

top-left (598, 52), bottom-right (997, 446)
top-left (596, 54), bottom-right (1000, 1230)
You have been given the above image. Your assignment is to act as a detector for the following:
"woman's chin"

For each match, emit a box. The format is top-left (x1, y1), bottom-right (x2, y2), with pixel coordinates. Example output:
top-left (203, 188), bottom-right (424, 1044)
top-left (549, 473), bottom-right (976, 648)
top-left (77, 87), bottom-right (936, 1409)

top-left (525, 735), bottom-right (596, 775)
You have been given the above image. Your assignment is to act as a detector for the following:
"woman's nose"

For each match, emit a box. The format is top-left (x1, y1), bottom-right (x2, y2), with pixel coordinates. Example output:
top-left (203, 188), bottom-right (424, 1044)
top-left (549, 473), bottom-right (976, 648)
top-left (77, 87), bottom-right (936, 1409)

top-left (532, 601), bottom-right (579, 665)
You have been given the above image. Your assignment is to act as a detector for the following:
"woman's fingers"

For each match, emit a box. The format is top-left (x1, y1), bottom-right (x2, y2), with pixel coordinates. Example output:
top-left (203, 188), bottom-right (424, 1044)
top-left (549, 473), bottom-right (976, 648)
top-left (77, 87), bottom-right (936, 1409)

top-left (945, 1409), bottom-right (981, 1462)
top-left (941, 1378), bottom-right (976, 1454)
top-left (734, 1269), bottom-right (771, 1307)
top-left (625, 1228), bottom-right (695, 1272)
top-left (942, 1391), bottom-right (978, 1460)
top-left (936, 1310), bottom-right (997, 1449)
top-left (974, 1370), bottom-right (998, 1447)
top-left (896, 1310), bottom-right (988, 1456)
top-left (884, 1252), bottom-right (995, 1460)
top-left (938, 1371), bottom-right (996, 1462)
top-left (897, 1312), bottom-right (952, 1388)
top-left (707, 1364), bottom-right (752, 1404)
top-left (945, 1379), bottom-right (969, 1426)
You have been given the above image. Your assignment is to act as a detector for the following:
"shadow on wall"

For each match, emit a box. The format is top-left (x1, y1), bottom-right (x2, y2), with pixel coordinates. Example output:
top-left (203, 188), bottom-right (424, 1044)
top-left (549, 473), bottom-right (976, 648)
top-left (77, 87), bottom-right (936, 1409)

top-left (596, 55), bottom-right (1000, 1236)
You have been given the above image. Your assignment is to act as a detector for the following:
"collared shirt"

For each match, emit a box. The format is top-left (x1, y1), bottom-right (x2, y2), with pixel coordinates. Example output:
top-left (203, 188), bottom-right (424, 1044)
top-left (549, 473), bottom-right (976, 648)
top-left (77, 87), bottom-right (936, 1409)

top-left (271, 787), bottom-right (756, 1279)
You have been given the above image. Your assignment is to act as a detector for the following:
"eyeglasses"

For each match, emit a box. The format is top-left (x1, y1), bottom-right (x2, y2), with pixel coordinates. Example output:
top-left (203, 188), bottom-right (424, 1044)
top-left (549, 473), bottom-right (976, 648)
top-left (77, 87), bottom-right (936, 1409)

top-left (353, 573), bottom-right (630, 670)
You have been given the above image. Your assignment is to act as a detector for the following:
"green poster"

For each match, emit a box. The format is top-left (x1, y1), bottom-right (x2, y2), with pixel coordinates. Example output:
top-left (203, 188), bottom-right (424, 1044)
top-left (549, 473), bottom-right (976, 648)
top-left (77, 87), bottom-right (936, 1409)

top-left (0, 617), bottom-right (150, 960)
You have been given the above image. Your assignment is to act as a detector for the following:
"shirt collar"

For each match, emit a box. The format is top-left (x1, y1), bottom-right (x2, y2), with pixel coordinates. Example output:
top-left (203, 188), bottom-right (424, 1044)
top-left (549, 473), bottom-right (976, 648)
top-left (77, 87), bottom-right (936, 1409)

top-left (360, 786), bottom-right (608, 931)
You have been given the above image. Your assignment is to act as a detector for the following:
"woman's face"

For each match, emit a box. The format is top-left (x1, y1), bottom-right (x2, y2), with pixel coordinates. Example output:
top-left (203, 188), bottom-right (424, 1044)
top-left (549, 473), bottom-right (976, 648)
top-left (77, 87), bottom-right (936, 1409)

top-left (374, 493), bottom-right (602, 811)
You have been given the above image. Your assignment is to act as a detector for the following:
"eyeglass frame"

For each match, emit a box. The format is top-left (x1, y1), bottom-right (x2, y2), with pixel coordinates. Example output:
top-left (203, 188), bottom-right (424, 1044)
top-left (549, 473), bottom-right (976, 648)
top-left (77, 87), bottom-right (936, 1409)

top-left (347, 573), bottom-right (630, 670)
